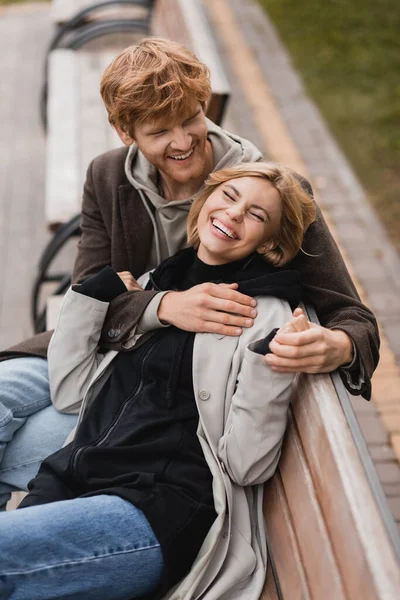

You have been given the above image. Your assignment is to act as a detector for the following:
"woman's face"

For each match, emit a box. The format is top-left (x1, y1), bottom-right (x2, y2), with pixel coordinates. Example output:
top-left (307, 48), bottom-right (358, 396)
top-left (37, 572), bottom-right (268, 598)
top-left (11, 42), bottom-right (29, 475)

top-left (196, 176), bottom-right (282, 265)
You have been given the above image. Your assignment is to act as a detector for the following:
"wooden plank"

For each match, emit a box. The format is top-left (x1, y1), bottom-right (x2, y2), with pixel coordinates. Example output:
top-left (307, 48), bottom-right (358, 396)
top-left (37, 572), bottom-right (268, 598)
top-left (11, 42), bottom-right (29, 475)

top-left (79, 50), bottom-right (121, 179)
top-left (278, 413), bottom-right (346, 600)
top-left (152, 0), bottom-right (230, 125)
top-left (51, 0), bottom-right (149, 25)
top-left (292, 373), bottom-right (400, 599)
top-left (46, 49), bottom-right (123, 227)
top-left (263, 471), bottom-right (311, 600)
top-left (46, 50), bottom-right (81, 228)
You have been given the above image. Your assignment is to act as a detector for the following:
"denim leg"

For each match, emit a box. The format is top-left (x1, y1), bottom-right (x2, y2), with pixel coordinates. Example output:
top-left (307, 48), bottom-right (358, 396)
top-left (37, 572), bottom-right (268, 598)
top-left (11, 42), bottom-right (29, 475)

top-left (0, 495), bottom-right (164, 600)
top-left (0, 358), bottom-right (77, 509)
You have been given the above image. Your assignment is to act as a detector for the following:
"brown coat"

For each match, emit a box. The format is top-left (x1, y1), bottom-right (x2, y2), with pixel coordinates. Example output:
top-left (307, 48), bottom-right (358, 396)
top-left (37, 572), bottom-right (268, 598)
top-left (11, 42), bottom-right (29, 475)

top-left (0, 146), bottom-right (379, 398)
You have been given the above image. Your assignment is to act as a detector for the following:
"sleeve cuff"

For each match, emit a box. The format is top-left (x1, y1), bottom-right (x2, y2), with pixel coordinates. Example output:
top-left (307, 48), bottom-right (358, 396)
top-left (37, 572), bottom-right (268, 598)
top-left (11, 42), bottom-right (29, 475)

top-left (136, 291), bottom-right (171, 333)
top-left (75, 266), bottom-right (127, 302)
top-left (339, 341), bottom-right (365, 392)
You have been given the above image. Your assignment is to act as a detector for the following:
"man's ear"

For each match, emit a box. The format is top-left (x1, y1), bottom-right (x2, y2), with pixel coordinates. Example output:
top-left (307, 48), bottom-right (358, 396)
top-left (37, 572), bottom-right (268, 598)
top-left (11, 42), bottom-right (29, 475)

top-left (114, 126), bottom-right (134, 146)
top-left (257, 240), bottom-right (276, 255)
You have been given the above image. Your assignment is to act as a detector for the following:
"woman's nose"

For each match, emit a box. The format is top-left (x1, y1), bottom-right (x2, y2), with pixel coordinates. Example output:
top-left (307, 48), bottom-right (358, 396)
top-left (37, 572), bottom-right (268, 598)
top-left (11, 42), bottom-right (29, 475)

top-left (226, 206), bottom-right (244, 222)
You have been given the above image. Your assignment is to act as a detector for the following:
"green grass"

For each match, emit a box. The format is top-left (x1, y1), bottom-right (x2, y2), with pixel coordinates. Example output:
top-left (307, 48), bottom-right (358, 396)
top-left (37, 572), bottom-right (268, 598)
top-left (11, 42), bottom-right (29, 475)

top-left (259, 0), bottom-right (400, 251)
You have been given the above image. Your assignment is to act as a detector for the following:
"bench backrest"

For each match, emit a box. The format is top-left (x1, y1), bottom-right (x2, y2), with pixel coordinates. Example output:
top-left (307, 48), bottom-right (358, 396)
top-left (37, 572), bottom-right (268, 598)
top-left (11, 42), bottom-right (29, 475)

top-left (260, 367), bottom-right (400, 599)
top-left (51, 0), bottom-right (151, 25)
top-left (152, 0), bottom-right (231, 126)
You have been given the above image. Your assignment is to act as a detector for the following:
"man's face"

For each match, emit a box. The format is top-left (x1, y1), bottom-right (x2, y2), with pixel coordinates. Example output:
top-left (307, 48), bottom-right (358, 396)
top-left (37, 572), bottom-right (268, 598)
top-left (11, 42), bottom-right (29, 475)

top-left (130, 101), bottom-right (209, 186)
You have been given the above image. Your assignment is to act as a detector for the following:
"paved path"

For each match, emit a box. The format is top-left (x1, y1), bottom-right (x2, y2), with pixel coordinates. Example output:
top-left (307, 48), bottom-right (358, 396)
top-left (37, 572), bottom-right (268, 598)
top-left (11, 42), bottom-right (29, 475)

top-left (1, 1), bottom-right (400, 530)
top-left (0, 3), bottom-right (51, 348)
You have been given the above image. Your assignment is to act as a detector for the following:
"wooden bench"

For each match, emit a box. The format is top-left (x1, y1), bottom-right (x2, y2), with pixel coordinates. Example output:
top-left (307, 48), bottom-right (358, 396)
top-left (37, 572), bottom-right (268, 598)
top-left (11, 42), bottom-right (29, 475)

top-left (259, 309), bottom-right (400, 599)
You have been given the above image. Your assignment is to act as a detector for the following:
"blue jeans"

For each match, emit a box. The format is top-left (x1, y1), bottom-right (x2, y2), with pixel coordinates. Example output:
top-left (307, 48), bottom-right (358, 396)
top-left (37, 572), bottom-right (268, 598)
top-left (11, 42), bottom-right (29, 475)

top-left (0, 494), bottom-right (163, 599)
top-left (0, 357), bottom-right (78, 509)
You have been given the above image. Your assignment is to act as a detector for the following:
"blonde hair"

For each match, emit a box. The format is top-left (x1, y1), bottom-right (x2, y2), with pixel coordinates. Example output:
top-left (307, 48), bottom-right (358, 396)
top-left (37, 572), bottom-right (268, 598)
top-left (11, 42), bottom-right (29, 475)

top-left (187, 162), bottom-right (316, 267)
top-left (100, 37), bottom-right (211, 137)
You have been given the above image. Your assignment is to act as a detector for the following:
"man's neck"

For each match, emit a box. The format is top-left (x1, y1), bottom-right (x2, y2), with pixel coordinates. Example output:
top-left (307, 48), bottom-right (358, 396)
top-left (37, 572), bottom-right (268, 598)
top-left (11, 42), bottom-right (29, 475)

top-left (159, 140), bottom-right (214, 202)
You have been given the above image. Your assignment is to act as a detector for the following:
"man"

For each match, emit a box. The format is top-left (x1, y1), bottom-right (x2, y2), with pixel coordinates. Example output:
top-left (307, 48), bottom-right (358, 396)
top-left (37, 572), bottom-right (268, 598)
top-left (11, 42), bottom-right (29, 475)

top-left (0, 38), bottom-right (379, 510)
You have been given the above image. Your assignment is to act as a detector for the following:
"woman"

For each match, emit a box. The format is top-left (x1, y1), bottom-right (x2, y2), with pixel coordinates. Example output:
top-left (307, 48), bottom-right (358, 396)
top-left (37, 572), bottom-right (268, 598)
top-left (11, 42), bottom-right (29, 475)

top-left (0, 163), bottom-right (315, 600)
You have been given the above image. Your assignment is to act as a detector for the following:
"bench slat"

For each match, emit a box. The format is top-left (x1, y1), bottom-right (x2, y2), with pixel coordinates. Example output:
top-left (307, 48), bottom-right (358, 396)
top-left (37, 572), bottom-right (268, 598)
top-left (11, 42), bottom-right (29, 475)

top-left (263, 472), bottom-right (311, 599)
top-left (46, 49), bottom-right (123, 228)
top-left (51, 0), bottom-right (149, 25)
top-left (80, 50), bottom-right (122, 178)
top-left (152, 0), bottom-right (230, 125)
top-left (46, 50), bottom-right (81, 228)
top-left (278, 411), bottom-right (346, 599)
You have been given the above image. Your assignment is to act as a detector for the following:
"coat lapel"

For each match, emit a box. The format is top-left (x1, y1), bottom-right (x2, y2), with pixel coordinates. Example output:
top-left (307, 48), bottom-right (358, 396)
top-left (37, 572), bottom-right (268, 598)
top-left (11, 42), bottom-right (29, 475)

top-left (118, 184), bottom-right (154, 277)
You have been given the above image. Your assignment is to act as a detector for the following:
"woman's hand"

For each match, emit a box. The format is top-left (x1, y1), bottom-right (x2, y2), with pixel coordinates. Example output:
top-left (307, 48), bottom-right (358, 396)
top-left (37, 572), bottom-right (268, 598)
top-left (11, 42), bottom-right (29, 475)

top-left (157, 282), bottom-right (257, 336)
top-left (116, 271), bottom-right (143, 291)
top-left (265, 308), bottom-right (354, 373)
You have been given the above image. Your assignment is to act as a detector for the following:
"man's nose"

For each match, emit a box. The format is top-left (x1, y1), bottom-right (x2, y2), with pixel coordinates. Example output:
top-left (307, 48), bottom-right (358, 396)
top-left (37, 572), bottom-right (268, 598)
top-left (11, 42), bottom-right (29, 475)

top-left (170, 128), bottom-right (192, 151)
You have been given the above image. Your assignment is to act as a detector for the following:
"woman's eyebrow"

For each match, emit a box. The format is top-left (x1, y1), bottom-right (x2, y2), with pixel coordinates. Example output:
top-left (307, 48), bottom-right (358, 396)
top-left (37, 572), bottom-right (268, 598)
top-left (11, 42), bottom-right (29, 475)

top-left (225, 184), bottom-right (241, 196)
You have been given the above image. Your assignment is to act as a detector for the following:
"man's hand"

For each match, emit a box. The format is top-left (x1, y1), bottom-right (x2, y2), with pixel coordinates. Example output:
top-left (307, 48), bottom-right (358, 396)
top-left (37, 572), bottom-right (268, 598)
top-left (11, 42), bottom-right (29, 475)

top-left (117, 271), bottom-right (143, 291)
top-left (158, 282), bottom-right (257, 336)
top-left (265, 308), bottom-right (353, 373)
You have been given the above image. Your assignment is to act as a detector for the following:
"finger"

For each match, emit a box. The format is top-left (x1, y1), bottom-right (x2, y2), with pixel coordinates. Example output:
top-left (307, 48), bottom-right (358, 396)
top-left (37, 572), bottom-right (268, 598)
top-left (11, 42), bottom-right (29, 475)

top-left (203, 308), bottom-right (255, 328)
top-left (265, 354), bottom-right (326, 372)
top-left (219, 283), bottom-right (239, 289)
top-left (207, 283), bottom-right (257, 307)
top-left (292, 307), bottom-right (305, 318)
top-left (202, 321), bottom-right (243, 337)
top-left (268, 364), bottom-right (323, 374)
top-left (273, 327), bottom-right (319, 347)
top-left (290, 314), bottom-right (311, 333)
top-left (268, 337), bottom-right (323, 360)
top-left (205, 297), bottom-right (258, 320)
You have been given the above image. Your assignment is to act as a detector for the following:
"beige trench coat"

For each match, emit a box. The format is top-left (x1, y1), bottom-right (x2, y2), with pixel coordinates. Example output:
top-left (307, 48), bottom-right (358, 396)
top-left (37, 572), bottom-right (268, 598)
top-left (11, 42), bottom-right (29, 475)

top-left (48, 285), bottom-right (295, 599)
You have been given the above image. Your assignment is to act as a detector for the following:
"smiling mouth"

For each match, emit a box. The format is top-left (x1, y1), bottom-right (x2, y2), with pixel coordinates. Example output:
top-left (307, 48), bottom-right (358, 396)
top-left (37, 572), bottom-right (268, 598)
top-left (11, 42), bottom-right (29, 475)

top-left (168, 147), bottom-right (194, 161)
top-left (211, 218), bottom-right (238, 239)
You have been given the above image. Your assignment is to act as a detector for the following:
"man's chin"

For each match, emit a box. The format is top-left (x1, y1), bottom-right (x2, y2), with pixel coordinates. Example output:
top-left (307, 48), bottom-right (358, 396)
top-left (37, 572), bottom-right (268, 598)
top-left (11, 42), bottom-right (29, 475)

top-left (165, 162), bottom-right (205, 183)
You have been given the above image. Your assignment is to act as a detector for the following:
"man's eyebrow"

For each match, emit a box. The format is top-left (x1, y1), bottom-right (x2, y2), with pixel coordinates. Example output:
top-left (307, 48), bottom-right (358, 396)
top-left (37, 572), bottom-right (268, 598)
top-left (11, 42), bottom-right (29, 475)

top-left (183, 109), bottom-right (201, 123)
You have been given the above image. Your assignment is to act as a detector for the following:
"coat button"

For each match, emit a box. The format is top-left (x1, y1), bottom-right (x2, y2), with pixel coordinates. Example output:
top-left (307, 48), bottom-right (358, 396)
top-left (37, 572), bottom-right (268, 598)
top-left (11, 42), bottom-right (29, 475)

top-left (223, 531), bottom-right (229, 539)
top-left (199, 389), bottom-right (210, 401)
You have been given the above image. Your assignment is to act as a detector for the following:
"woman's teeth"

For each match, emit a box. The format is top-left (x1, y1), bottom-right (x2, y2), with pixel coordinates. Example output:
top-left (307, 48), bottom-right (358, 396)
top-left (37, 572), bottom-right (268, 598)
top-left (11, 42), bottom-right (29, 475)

top-left (169, 148), bottom-right (194, 160)
top-left (212, 219), bottom-right (238, 239)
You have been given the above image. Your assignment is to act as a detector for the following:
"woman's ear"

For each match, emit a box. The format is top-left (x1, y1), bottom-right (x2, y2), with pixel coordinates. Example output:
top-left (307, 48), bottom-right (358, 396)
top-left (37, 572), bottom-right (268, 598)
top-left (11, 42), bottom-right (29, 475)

top-left (114, 126), bottom-right (134, 146)
top-left (257, 240), bottom-right (276, 255)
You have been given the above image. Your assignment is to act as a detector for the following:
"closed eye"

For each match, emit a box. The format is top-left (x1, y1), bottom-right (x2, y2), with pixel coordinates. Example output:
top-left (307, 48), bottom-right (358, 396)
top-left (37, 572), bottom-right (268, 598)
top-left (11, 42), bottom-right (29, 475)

top-left (151, 129), bottom-right (168, 136)
top-left (223, 190), bottom-right (236, 202)
top-left (250, 212), bottom-right (266, 222)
